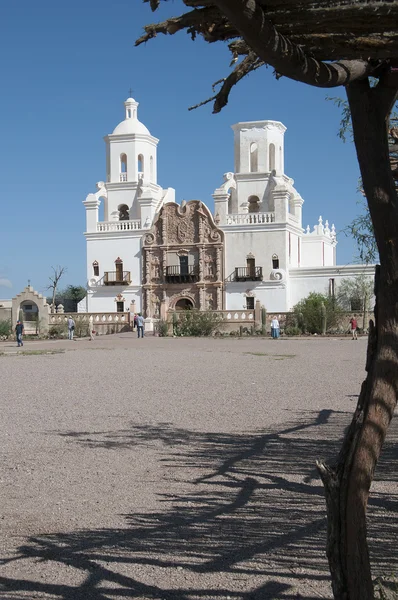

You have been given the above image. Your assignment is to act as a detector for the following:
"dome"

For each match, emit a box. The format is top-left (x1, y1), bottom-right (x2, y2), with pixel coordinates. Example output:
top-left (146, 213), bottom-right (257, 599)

top-left (111, 97), bottom-right (151, 136)
top-left (112, 119), bottom-right (150, 136)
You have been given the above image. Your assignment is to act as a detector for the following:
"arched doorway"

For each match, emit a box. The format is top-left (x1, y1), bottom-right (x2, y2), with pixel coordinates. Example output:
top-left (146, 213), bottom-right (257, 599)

top-left (20, 300), bottom-right (39, 333)
top-left (175, 298), bottom-right (194, 311)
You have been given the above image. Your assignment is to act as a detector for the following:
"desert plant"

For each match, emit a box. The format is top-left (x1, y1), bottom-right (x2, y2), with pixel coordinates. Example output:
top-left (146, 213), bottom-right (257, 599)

top-left (156, 319), bottom-right (169, 337)
top-left (0, 319), bottom-right (12, 338)
top-left (293, 292), bottom-right (341, 334)
top-left (284, 326), bottom-right (302, 336)
top-left (174, 310), bottom-right (223, 337)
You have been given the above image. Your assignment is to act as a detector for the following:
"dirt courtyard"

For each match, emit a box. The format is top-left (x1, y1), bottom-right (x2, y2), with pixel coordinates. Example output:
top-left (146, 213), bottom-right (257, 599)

top-left (0, 334), bottom-right (397, 599)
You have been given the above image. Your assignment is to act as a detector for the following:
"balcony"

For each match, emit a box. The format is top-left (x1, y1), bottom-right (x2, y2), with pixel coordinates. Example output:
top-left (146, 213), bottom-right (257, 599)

top-left (119, 173), bottom-right (128, 182)
top-left (96, 220), bottom-right (142, 232)
top-left (165, 265), bottom-right (199, 284)
top-left (232, 267), bottom-right (263, 282)
top-left (103, 271), bottom-right (131, 286)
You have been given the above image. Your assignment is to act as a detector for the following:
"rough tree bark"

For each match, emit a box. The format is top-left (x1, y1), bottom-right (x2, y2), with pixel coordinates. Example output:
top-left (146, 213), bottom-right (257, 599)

top-left (317, 77), bottom-right (398, 600)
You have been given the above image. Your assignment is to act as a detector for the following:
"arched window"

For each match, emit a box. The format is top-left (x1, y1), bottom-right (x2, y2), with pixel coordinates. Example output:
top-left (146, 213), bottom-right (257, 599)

top-left (127, 109), bottom-right (131, 118)
top-left (93, 261), bottom-right (99, 277)
top-left (248, 195), bottom-right (260, 213)
top-left (272, 254), bottom-right (279, 269)
top-left (120, 154), bottom-right (127, 182)
top-left (118, 204), bottom-right (129, 221)
top-left (138, 154), bottom-right (144, 176)
top-left (269, 143), bottom-right (276, 172)
top-left (150, 156), bottom-right (154, 181)
top-left (250, 143), bottom-right (258, 172)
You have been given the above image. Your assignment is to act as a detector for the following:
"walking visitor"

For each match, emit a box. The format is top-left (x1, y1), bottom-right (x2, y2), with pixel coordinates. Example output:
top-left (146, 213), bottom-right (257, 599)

top-left (271, 316), bottom-right (280, 339)
top-left (67, 316), bottom-right (75, 340)
top-left (137, 313), bottom-right (145, 338)
top-left (15, 320), bottom-right (24, 347)
top-left (350, 315), bottom-right (358, 340)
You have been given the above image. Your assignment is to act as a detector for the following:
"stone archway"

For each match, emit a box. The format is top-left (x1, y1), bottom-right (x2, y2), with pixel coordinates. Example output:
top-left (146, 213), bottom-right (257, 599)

top-left (12, 286), bottom-right (50, 335)
top-left (175, 298), bottom-right (194, 311)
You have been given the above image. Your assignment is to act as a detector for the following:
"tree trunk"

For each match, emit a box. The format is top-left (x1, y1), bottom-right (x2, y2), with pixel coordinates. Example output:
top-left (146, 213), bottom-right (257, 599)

top-left (317, 78), bottom-right (398, 600)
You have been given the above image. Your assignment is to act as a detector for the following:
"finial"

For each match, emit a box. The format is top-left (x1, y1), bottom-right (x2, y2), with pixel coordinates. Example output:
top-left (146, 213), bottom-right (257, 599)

top-left (28, 279), bottom-right (30, 286)
top-left (318, 215), bottom-right (323, 224)
top-left (306, 225), bottom-right (310, 234)
top-left (324, 219), bottom-right (330, 234)
top-left (128, 87), bottom-right (133, 98)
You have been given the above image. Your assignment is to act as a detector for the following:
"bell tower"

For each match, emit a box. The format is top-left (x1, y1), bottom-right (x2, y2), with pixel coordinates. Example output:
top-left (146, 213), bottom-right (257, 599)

top-left (103, 97), bottom-right (160, 221)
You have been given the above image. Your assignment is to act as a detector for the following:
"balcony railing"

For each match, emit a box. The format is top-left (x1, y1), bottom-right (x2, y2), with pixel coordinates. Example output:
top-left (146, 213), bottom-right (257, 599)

top-left (119, 173), bottom-right (128, 182)
top-left (103, 271), bottom-right (131, 286)
top-left (96, 220), bottom-right (141, 232)
top-left (226, 212), bottom-right (275, 226)
top-left (165, 265), bottom-right (199, 283)
top-left (231, 267), bottom-right (263, 282)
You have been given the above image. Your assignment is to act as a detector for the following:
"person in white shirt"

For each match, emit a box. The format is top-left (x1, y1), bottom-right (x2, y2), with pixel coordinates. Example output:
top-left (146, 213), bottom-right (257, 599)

top-left (67, 317), bottom-right (75, 340)
top-left (271, 316), bottom-right (280, 339)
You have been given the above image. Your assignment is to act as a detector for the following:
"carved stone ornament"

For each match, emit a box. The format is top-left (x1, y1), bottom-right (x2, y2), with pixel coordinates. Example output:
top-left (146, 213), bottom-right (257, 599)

top-left (115, 293), bottom-right (126, 302)
top-left (177, 249), bottom-right (189, 256)
top-left (145, 233), bottom-right (155, 245)
top-left (270, 269), bottom-right (285, 281)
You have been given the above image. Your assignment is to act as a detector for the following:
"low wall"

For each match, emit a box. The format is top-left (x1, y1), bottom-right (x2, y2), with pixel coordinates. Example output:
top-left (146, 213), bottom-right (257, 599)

top-left (49, 312), bottom-right (131, 335)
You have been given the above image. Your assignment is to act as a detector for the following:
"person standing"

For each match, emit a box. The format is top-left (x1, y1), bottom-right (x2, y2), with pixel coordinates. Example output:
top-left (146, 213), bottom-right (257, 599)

top-left (89, 315), bottom-right (95, 341)
top-left (67, 316), bottom-right (75, 340)
top-left (137, 313), bottom-right (145, 339)
top-left (350, 315), bottom-right (358, 340)
top-left (271, 316), bottom-right (280, 339)
top-left (15, 320), bottom-right (24, 347)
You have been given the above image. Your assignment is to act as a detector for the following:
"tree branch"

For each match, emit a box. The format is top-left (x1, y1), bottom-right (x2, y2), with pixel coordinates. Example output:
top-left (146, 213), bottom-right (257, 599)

top-left (211, 0), bottom-right (375, 87)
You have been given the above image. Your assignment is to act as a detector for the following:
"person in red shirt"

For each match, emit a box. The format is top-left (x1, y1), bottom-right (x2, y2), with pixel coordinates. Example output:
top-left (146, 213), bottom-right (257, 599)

top-left (350, 316), bottom-right (358, 340)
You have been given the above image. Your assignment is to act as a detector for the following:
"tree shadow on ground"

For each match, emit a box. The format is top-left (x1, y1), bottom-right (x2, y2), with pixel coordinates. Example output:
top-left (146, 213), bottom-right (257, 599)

top-left (1, 409), bottom-right (398, 599)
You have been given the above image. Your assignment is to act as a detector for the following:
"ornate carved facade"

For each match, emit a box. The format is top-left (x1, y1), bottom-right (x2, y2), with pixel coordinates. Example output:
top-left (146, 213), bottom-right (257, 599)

top-left (142, 201), bottom-right (224, 317)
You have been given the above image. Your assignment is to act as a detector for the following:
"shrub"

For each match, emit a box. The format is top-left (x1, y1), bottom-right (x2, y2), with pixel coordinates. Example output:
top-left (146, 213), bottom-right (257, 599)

top-left (284, 326), bottom-right (302, 336)
top-left (73, 320), bottom-right (89, 338)
top-left (174, 310), bottom-right (223, 337)
top-left (156, 319), bottom-right (169, 337)
top-left (293, 292), bottom-right (340, 334)
top-left (49, 323), bottom-right (68, 338)
top-left (0, 319), bottom-right (12, 338)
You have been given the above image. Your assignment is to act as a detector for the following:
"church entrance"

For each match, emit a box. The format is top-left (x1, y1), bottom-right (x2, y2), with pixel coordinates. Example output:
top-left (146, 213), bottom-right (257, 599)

top-left (175, 298), bottom-right (194, 311)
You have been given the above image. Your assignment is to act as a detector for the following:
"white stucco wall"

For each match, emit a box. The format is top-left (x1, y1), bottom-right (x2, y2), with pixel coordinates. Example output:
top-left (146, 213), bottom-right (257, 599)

top-left (288, 264), bottom-right (376, 309)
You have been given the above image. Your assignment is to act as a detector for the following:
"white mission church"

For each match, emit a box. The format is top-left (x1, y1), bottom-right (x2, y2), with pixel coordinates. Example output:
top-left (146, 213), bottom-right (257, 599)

top-left (80, 97), bottom-right (373, 321)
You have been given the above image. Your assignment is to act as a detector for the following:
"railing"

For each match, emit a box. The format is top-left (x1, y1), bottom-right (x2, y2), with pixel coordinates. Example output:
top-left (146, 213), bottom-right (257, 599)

top-left (96, 220), bottom-right (142, 232)
top-left (119, 173), bottom-right (128, 182)
top-left (226, 267), bottom-right (263, 282)
top-left (103, 271), bottom-right (131, 285)
top-left (166, 265), bottom-right (199, 283)
top-left (226, 212), bottom-right (275, 225)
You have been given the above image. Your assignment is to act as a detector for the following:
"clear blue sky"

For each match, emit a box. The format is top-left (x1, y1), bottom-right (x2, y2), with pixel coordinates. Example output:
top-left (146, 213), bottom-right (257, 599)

top-left (0, 0), bottom-right (363, 297)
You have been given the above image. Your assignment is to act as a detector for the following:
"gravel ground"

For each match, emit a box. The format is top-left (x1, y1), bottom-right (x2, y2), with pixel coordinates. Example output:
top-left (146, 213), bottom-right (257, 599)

top-left (0, 334), bottom-right (397, 600)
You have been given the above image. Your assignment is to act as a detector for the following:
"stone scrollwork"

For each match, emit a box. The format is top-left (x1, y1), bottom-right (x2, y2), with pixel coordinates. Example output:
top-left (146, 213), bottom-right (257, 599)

top-left (270, 269), bottom-right (285, 281)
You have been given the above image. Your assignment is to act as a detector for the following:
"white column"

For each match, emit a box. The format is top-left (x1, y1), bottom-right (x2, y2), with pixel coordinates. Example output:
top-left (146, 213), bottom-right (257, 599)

top-left (83, 195), bottom-right (100, 232)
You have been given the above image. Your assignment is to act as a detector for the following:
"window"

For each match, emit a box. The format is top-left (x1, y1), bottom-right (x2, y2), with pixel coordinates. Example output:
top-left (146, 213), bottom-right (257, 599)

top-left (120, 154), bottom-right (127, 182)
top-left (93, 261), bottom-right (99, 277)
top-left (138, 154), bottom-right (144, 175)
top-left (127, 109), bottom-right (131, 118)
top-left (246, 296), bottom-right (255, 310)
top-left (116, 301), bottom-right (124, 312)
top-left (118, 204), bottom-right (129, 221)
top-left (269, 143), bottom-right (276, 171)
top-left (24, 304), bottom-right (33, 311)
top-left (250, 142), bottom-right (258, 172)
top-left (150, 156), bottom-right (154, 181)
top-left (248, 195), bottom-right (260, 213)
top-left (179, 255), bottom-right (189, 275)
top-left (329, 278), bottom-right (335, 297)
top-left (272, 254), bottom-right (279, 269)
